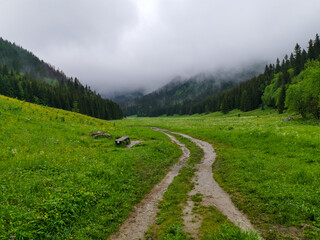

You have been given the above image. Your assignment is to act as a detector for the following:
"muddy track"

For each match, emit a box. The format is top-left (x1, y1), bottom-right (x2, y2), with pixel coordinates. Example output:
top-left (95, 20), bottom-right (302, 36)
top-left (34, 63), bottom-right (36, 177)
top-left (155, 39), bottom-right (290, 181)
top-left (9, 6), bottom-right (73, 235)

top-left (109, 128), bottom-right (256, 239)
top-left (109, 130), bottom-right (190, 240)
top-left (172, 131), bottom-right (256, 238)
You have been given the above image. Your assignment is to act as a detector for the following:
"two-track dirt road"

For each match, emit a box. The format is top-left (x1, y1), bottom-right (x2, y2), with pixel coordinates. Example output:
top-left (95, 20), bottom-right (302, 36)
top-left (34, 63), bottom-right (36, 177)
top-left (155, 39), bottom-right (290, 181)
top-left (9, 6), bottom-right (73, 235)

top-left (109, 128), bottom-right (256, 240)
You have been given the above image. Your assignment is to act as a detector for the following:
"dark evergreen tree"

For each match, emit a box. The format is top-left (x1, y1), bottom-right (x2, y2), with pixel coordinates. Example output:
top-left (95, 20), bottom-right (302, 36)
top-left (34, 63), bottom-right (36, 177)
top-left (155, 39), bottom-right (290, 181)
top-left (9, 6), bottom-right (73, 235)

top-left (307, 39), bottom-right (315, 60)
top-left (314, 34), bottom-right (320, 58)
top-left (275, 58), bottom-right (281, 72)
top-left (278, 85), bottom-right (286, 114)
top-left (294, 43), bottom-right (302, 75)
top-left (0, 65), bottom-right (123, 120)
top-left (240, 90), bottom-right (251, 112)
top-left (221, 95), bottom-right (230, 114)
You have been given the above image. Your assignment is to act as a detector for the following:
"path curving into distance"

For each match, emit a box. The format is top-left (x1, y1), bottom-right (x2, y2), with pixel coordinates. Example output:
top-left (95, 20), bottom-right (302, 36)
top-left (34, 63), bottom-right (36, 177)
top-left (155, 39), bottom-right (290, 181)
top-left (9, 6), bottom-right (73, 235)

top-left (172, 131), bottom-right (256, 238)
top-left (109, 128), bottom-right (256, 239)
top-left (109, 129), bottom-right (190, 240)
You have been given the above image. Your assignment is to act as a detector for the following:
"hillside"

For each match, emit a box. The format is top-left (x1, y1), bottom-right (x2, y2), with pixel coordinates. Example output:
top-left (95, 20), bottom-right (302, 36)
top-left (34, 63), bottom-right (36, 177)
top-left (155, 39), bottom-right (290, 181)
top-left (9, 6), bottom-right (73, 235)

top-left (0, 95), bottom-right (180, 239)
top-left (105, 89), bottom-right (145, 103)
top-left (191, 34), bottom-right (320, 118)
top-left (121, 66), bottom-right (262, 117)
top-left (0, 38), bottom-right (123, 120)
top-left (0, 38), bottom-right (68, 84)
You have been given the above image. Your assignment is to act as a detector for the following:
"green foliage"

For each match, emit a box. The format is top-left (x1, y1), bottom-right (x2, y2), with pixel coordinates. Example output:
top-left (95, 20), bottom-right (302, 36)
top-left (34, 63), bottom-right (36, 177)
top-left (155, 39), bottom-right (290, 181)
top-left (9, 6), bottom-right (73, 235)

top-left (277, 85), bottom-right (286, 114)
top-left (126, 109), bottom-right (320, 239)
top-left (0, 65), bottom-right (123, 120)
top-left (286, 60), bottom-right (320, 118)
top-left (0, 38), bottom-right (123, 120)
top-left (202, 224), bottom-right (258, 240)
top-left (122, 69), bottom-right (260, 117)
top-left (129, 34), bottom-right (320, 118)
top-left (261, 73), bottom-right (281, 107)
top-left (198, 206), bottom-right (259, 240)
top-left (0, 96), bottom-right (180, 239)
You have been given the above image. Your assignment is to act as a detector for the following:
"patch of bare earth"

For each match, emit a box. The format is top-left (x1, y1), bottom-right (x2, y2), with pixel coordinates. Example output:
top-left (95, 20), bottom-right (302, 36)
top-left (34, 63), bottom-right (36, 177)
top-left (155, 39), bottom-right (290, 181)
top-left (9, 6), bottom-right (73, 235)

top-left (109, 129), bottom-right (190, 240)
top-left (126, 140), bottom-right (143, 148)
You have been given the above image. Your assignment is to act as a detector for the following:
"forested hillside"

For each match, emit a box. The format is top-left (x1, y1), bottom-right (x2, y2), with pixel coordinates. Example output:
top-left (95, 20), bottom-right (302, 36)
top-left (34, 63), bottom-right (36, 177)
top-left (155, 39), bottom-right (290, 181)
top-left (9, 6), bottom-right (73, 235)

top-left (192, 34), bottom-right (320, 118)
top-left (0, 38), bottom-right (123, 120)
top-left (121, 68), bottom-right (262, 117)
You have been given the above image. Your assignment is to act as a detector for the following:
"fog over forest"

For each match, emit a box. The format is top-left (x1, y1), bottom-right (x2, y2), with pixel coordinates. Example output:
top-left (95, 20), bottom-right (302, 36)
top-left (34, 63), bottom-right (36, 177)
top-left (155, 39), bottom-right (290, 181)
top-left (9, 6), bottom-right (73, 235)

top-left (1, 0), bottom-right (320, 95)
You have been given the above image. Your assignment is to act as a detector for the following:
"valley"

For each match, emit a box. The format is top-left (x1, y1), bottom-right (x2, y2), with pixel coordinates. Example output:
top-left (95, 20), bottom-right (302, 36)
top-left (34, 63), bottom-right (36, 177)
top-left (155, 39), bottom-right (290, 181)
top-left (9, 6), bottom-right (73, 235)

top-left (1, 8), bottom-right (320, 239)
top-left (1, 95), bottom-right (320, 239)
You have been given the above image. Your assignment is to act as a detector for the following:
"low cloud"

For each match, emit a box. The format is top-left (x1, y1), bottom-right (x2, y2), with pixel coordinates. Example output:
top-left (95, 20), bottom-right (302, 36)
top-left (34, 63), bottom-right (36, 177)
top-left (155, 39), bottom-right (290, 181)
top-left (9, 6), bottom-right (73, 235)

top-left (1, 0), bottom-right (320, 95)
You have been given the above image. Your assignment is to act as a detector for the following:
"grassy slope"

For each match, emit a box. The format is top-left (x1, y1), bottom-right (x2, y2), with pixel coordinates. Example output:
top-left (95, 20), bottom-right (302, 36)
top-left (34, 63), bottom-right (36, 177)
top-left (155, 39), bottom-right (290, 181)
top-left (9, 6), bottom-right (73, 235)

top-left (0, 95), bottom-right (180, 239)
top-left (123, 109), bottom-right (320, 239)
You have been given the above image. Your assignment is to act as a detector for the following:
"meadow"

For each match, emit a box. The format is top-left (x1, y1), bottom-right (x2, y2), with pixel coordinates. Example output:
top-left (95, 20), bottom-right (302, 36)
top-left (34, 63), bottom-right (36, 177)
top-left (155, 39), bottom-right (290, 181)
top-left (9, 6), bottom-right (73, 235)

top-left (123, 110), bottom-right (320, 239)
top-left (2, 94), bottom-right (320, 239)
top-left (0, 95), bottom-right (181, 239)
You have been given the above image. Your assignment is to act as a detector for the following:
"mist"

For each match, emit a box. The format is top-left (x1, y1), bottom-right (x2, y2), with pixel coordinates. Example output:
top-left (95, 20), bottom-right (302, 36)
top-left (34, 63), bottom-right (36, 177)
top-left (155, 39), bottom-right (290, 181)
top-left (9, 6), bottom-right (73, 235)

top-left (1, 0), bottom-right (320, 95)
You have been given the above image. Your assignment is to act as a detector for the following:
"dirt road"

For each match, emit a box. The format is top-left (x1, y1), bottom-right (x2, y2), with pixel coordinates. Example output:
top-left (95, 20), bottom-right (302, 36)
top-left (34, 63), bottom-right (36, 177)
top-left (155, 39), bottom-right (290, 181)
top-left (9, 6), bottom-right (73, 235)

top-left (173, 131), bottom-right (255, 238)
top-left (109, 128), bottom-right (256, 239)
top-left (109, 130), bottom-right (190, 240)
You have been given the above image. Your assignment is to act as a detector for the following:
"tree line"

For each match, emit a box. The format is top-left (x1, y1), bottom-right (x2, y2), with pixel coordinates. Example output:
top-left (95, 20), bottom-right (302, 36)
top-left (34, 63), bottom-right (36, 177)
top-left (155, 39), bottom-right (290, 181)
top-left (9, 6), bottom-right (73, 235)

top-left (191, 34), bottom-right (320, 118)
top-left (0, 65), bottom-right (123, 120)
top-left (0, 37), bottom-right (123, 120)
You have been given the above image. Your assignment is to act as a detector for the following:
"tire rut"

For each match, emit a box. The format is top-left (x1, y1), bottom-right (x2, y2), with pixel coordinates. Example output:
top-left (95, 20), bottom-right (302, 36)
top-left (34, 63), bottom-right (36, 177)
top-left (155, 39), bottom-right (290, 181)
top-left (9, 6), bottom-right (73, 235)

top-left (172, 131), bottom-right (256, 238)
top-left (109, 129), bottom-right (190, 240)
top-left (109, 128), bottom-right (257, 239)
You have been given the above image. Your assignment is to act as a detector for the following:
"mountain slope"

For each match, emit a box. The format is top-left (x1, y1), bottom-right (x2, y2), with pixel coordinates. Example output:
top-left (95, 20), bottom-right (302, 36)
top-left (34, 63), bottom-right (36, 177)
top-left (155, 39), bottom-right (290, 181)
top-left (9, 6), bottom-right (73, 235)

top-left (0, 37), bottom-right (123, 120)
top-left (0, 37), bottom-right (68, 84)
top-left (121, 67), bottom-right (263, 117)
top-left (191, 34), bottom-right (320, 117)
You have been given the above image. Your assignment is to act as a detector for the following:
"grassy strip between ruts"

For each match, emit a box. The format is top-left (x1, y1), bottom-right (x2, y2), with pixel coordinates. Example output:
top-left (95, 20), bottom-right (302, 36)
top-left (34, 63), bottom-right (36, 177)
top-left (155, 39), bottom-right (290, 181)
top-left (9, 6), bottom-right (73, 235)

top-left (145, 134), bottom-right (259, 240)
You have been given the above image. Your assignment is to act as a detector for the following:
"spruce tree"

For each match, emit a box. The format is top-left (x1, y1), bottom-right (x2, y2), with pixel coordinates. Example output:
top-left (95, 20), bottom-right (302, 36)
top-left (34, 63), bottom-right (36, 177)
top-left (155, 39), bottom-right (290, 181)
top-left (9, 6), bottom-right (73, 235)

top-left (307, 39), bottom-right (315, 60)
top-left (221, 96), bottom-right (229, 114)
top-left (294, 43), bottom-right (302, 76)
top-left (314, 34), bottom-right (320, 58)
top-left (275, 58), bottom-right (281, 72)
top-left (278, 85), bottom-right (286, 114)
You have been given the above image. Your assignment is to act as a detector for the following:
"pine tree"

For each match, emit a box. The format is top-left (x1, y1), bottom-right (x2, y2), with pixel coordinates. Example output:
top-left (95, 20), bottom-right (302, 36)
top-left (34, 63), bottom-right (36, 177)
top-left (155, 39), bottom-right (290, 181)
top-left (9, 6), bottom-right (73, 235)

top-left (221, 96), bottom-right (229, 114)
top-left (240, 90), bottom-right (251, 112)
top-left (314, 34), bottom-right (320, 55)
top-left (275, 58), bottom-right (281, 72)
top-left (278, 85), bottom-right (286, 114)
top-left (307, 39), bottom-right (315, 60)
top-left (294, 43), bottom-right (302, 76)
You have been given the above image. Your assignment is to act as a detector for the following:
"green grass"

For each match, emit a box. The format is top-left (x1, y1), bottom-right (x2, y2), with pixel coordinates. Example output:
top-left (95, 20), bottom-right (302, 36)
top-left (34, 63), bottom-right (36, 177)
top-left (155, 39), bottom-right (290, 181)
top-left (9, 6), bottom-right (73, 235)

top-left (123, 109), bottom-right (320, 239)
top-left (2, 94), bottom-right (320, 239)
top-left (0, 95), bottom-right (181, 239)
top-left (199, 206), bottom-right (258, 240)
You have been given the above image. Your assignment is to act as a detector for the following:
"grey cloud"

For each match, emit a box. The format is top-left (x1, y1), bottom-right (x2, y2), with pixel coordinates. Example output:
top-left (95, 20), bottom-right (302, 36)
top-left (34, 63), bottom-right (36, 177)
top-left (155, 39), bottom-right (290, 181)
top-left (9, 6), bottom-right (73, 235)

top-left (1, 0), bottom-right (320, 95)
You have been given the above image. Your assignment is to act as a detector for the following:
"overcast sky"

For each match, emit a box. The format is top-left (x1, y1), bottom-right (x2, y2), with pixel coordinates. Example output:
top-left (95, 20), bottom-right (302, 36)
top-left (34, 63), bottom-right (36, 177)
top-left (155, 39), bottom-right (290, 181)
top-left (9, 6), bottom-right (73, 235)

top-left (1, 0), bottom-right (320, 95)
